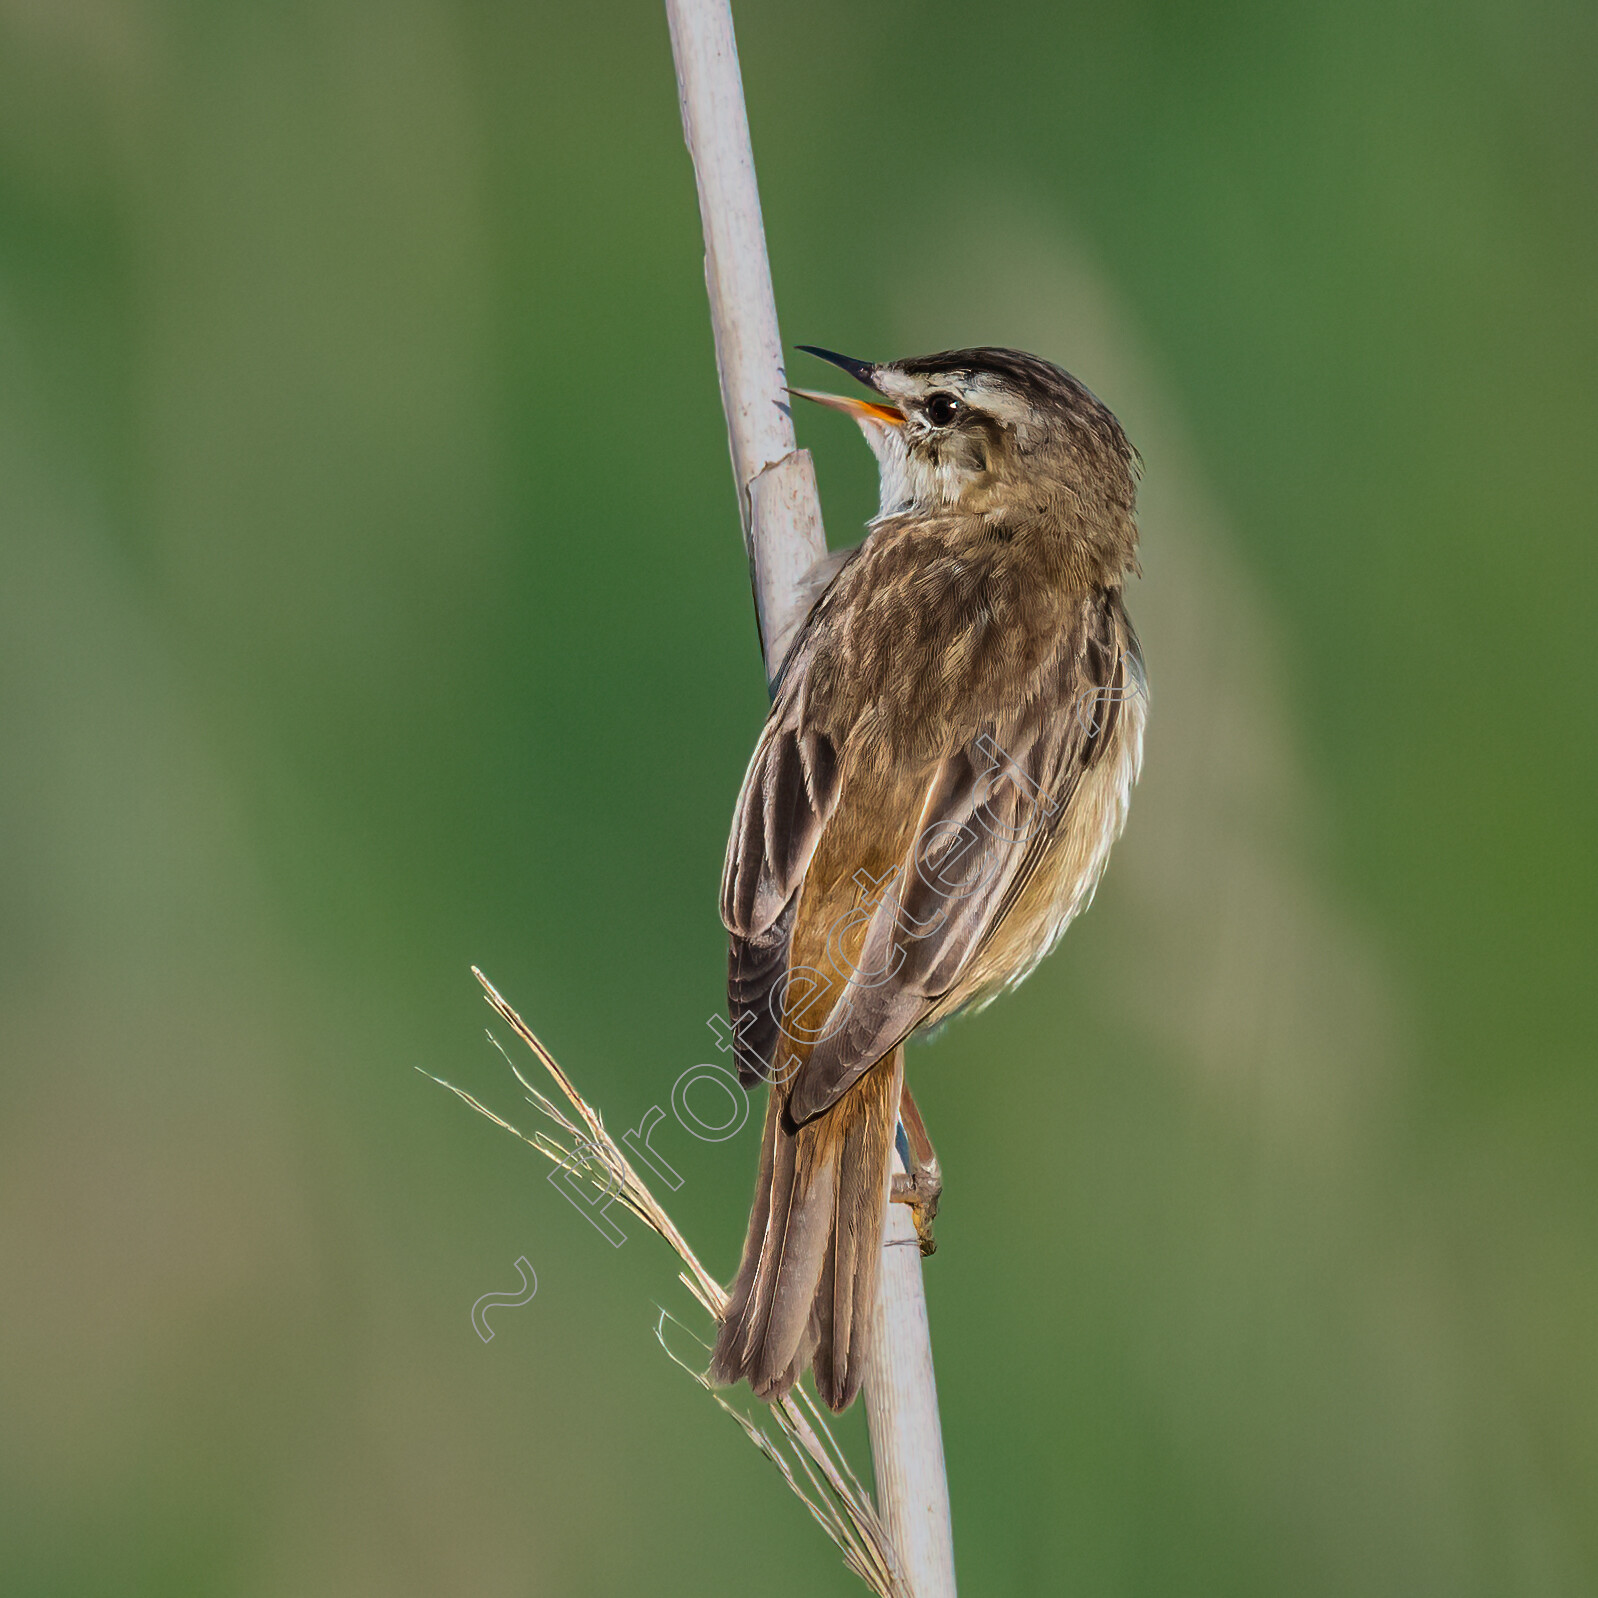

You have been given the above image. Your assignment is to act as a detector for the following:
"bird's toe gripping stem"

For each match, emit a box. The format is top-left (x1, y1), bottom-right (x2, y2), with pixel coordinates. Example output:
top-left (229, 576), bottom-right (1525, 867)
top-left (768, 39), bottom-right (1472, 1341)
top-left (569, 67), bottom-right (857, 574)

top-left (889, 1084), bottom-right (943, 1256)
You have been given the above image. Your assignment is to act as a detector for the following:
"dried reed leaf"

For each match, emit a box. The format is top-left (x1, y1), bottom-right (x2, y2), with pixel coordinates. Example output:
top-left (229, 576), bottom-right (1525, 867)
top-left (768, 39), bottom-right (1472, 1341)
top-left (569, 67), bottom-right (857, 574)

top-left (420, 969), bottom-right (910, 1598)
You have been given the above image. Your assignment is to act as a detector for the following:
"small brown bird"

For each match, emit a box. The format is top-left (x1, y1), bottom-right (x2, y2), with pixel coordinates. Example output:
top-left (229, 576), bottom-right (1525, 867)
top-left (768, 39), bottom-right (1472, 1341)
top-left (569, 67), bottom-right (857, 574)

top-left (711, 346), bottom-right (1147, 1412)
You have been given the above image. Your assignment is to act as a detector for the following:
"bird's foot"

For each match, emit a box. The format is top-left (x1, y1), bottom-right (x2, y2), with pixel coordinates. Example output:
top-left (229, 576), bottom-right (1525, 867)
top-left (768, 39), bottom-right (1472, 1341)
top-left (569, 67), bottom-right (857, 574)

top-left (889, 1086), bottom-right (943, 1256)
top-left (890, 1164), bottom-right (942, 1255)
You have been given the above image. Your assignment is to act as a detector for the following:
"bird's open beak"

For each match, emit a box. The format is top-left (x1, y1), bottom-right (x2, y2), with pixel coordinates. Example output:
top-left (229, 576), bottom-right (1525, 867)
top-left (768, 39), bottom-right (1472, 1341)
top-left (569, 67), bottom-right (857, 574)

top-left (788, 388), bottom-right (905, 427)
top-left (790, 345), bottom-right (905, 427)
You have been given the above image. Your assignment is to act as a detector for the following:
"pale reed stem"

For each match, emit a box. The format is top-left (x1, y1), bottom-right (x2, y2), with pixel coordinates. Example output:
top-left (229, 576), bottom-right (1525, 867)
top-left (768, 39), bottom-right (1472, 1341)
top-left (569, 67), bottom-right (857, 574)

top-left (662, 2), bottom-right (957, 1591)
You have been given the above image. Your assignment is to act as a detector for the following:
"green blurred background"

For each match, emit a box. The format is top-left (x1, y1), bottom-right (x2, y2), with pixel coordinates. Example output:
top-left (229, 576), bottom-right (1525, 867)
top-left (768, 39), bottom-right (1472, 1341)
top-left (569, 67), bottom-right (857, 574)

top-left (2, 1), bottom-right (1594, 1593)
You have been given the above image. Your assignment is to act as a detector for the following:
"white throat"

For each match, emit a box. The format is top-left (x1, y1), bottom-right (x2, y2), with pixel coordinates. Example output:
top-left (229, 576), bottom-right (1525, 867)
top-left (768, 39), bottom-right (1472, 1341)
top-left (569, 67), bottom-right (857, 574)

top-left (857, 417), bottom-right (982, 519)
top-left (856, 417), bottom-right (915, 518)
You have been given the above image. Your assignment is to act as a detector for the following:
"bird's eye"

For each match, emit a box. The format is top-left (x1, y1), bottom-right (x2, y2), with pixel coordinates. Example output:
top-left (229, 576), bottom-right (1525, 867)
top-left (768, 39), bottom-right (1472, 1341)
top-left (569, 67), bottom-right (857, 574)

top-left (924, 392), bottom-right (960, 427)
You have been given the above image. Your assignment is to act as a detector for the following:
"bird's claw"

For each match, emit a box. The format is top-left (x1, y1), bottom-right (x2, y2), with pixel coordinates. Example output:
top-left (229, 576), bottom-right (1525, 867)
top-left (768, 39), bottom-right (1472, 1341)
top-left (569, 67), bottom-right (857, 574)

top-left (890, 1167), bottom-right (942, 1256)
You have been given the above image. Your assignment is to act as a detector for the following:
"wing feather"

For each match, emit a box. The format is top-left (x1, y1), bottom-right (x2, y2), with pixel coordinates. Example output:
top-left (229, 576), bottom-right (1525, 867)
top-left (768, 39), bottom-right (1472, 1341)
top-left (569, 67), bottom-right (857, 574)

top-left (784, 604), bottom-right (1142, 1124)
top-left (723, 572), bottom-right (1143, 1124)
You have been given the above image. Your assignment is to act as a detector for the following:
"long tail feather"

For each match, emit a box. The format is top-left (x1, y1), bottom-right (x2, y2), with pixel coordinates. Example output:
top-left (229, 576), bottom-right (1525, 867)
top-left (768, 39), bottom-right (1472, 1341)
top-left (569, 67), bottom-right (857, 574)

top-left (712, 1050), bottom-right (902, 1413)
